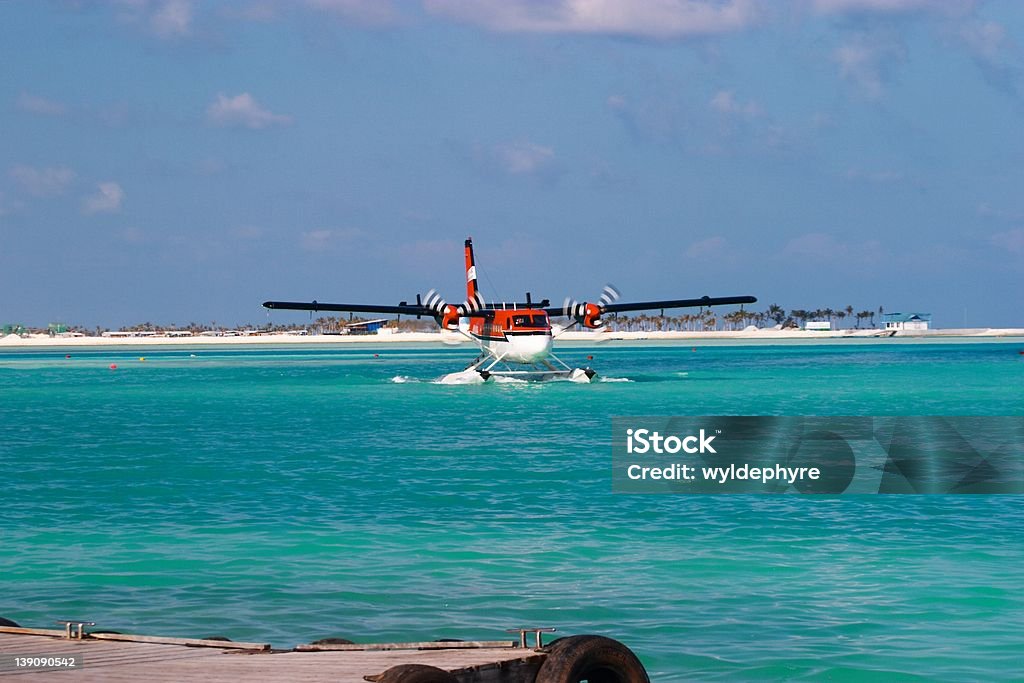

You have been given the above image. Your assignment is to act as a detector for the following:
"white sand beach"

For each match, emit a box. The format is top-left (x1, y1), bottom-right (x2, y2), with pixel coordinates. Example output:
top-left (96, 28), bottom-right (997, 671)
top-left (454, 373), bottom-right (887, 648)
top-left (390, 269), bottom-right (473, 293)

top-left (3, 327), bottom-right (1024, 348)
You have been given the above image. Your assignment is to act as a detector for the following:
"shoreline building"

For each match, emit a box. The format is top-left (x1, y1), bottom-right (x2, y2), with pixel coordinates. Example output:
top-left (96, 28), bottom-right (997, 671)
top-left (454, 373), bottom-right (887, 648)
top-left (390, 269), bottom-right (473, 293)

top-left (883, 312), bottom-right (931, 331)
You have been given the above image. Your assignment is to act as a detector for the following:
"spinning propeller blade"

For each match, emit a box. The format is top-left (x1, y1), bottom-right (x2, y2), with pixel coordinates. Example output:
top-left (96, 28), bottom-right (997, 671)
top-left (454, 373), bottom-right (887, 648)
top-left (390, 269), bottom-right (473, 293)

top-left (561, 284), bottom-right (621, 329)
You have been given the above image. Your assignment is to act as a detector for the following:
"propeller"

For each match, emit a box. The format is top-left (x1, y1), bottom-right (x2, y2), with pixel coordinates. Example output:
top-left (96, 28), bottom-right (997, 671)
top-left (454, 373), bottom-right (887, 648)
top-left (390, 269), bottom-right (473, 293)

top-left (423, 288), bottom-right (486, 330)
top-left (423, 289), bottom-right (447, 315)
top-left (460, 290), bottom-right (486, 314)
top-left (423, 289), bottom-right (459, 330)
top-left (562, 284), bottom-right (620, 329)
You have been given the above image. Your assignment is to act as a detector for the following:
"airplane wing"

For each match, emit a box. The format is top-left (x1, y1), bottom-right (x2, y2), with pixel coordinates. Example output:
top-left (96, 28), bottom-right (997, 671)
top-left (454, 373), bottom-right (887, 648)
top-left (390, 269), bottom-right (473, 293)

top-left (262, 300), bottom-right (432, 316)
top-left (601, 295), bottom-right (757, 314)
top-left (543, 294), bottom-right (757, 329)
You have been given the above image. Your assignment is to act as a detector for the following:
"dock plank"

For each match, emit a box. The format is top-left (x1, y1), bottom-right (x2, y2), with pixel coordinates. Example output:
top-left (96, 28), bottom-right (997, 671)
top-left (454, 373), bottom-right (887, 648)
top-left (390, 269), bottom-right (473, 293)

top-left (0, 633), bottom-right (543, 682)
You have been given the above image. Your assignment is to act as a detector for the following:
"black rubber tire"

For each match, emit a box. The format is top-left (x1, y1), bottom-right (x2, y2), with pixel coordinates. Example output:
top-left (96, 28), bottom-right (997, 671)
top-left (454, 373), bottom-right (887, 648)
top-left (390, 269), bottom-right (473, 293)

top-left (535, 635), bottom-right (649, 683)
top-left (540, 636), bottom-right (572, 652)
top-left (376, 664), bottom-right (458, 683)
top-left (311, 637), bottom-right (354, 645)
top-left (0, 617), bottom-right (20, 627)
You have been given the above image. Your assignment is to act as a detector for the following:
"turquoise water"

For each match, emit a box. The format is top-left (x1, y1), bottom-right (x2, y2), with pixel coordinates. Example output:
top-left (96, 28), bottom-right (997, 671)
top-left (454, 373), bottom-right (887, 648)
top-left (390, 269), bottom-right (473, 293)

top-left (2, 341), bottom-right (1023, 681)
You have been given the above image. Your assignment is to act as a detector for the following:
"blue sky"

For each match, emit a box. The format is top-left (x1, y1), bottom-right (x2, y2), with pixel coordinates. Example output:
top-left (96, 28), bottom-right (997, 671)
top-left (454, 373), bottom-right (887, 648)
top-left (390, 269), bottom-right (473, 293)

top-left (2, 0), bottom-right (1023, 328)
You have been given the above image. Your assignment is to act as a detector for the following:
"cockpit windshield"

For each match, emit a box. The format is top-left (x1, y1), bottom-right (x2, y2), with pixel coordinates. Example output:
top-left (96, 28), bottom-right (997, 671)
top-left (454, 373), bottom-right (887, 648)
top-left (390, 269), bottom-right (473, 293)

top-left (511, 314), bottom-right (549, 329)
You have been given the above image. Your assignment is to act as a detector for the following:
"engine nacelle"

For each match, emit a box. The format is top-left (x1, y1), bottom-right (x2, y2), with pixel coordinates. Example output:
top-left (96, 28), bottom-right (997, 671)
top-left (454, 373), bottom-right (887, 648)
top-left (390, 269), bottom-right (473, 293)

top-left (567, 302), bottom-right (604, 329)
top-left (438, 304), bottom-right (460, 330)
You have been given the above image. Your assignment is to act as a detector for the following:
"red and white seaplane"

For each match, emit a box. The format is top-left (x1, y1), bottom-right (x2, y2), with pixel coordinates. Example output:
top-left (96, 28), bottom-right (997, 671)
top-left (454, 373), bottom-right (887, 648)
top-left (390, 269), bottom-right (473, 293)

top-left (264, 238), bottom-right (756, 383)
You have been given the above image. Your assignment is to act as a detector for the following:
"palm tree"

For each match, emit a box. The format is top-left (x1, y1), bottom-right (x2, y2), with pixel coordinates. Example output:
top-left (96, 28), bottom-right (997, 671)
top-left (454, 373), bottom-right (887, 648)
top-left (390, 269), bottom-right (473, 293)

top-left (702, 310), bottom-right (717, 330)
top-left (845, 305), bottom-right (854, 326)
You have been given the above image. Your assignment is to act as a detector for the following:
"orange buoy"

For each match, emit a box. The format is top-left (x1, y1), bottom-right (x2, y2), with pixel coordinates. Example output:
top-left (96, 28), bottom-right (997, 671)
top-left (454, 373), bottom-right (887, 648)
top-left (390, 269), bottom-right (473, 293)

top-left (587, 355), bottom-right (593, 360)
top-left (109, 363), bottom-right (118, 370)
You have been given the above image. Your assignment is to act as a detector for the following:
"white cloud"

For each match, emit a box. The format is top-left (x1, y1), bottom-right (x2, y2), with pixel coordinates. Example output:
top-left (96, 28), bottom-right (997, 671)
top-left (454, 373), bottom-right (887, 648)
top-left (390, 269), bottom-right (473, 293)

top-left (956, 20), bottom-right (1007, 62)
top-left (460, 140), bottom-right (559, 178)
top-left (197, 157), bottom-right (228, 175)
top-left (606, 93), bottom-right (689, 143)
top-left (115, 0), bottom-right (194, 39)
top-left (812, 0), bottom-right (934, 14)
top-left (816, 3), bottom-right (1017, 99)
top-left (121, 226), bottom-right (146, 244)
top-left (783, 232), bottom-right (885, 263)
top-left (686, 236), bottom-right (727, 258)
top-left (206, 93), bottom-right (293, 129)
top-left (424, 0), bottom-right (760, 39)
top-left (300, 227), bottom-right (362, 250)
top-left (83, 182), bottom-right (125, 214)
top-left (231, 225), bottom-right (265, 240)
top-left (495, 142), bottom-right (555, 175)
top-left (222, 3), bottom-right (279, 22)
top-left (301, 229), bottom-right (334, 250)
top-left (305, 0), bottom-right (401, 25)
top-left (398, 238), bottom-right (460, 260)
top-left (16, 93), bottom-right (66, 116)
top-left (950, 18), bottom-right (1021, 98)
top-left (978, 203), bottom-right (1024, 222)
top-left (990, 228), bottom-right (1024, 254)
top-left (9, 165), bottom-right (76, 197)
top-left (151, 0), bottom-right (193, 38)
top-left (784, 232), bottom-right (846, 259)
top-left (833, 33), bottom-right (906, 98)
top-left (607, 95), bottom-right (627, 110)
top-left (709, 90), bottom-right (761, 117)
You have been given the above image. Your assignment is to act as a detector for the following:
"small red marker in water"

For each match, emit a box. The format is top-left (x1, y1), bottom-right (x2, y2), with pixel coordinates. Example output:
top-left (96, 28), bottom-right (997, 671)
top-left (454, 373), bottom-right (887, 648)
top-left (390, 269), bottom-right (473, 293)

top-left (587, 355), bottom-right (593, 361)
top-left (65, 354), bottom-right (71, 359)
top-left (692, 347), bottom-right (697, 352)
top-left (109, 363), bottom-right (118, 370)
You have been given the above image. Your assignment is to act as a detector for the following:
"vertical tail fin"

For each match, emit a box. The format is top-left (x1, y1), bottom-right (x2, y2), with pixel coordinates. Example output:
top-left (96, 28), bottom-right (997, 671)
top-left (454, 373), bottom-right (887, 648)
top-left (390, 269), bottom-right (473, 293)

top-left (463, 237), bottom-right (483, 311)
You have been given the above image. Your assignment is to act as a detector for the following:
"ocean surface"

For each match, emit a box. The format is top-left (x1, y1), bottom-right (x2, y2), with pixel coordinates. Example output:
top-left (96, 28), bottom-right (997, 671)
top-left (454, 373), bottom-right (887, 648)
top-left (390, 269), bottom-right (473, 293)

top-left (2, 340), bottom-right (1023, 681)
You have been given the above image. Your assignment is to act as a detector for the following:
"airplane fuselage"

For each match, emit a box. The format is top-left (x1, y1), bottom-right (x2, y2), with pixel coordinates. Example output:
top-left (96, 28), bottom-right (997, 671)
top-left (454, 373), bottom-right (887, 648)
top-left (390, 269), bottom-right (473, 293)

top-left (467, 308), bottom-right (552, 364)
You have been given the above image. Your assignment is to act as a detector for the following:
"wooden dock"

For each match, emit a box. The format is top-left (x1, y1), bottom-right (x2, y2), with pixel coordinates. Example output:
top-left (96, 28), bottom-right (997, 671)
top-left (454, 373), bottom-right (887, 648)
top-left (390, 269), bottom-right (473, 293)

top-left (0, 624), bottom-right (649, 682)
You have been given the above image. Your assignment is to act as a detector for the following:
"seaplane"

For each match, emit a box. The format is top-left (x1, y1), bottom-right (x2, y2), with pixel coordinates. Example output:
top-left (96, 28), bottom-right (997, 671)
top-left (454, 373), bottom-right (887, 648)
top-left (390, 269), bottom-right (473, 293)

top-left (263, 238), bottom-right (756, 383)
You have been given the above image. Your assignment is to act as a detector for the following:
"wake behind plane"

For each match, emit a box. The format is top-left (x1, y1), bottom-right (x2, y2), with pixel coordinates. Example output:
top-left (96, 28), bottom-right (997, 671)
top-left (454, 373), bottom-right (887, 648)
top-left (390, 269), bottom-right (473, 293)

top-left (263, 238), bottom-right (756, 383)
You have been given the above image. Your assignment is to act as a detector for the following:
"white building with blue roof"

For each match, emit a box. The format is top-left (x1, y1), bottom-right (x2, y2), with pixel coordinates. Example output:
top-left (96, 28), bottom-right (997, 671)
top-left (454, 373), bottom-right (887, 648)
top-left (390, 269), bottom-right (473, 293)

top-left (883, 312), bottom-right (931, 331)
